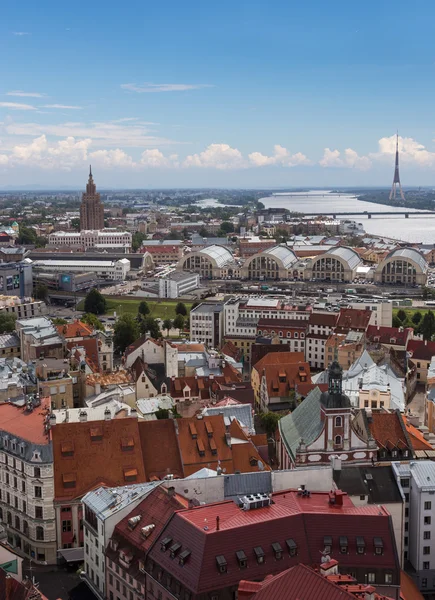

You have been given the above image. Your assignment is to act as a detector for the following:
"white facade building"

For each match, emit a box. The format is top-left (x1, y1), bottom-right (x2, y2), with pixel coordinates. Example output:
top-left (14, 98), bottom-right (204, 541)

top-left (48, 229), bottom-right (132, 251)
top-left (30, 258), bottom-right (130, 281)
top-left (392, 460), bottom-right (435, 593)
top-left (190, 302), bottom-right (225, 348)
top-left (158, 271), bottom-right (199, 299)
top-left (0, 297), bottom-right (47, 320)
top-left (82, 483), bottom-right (158, 600)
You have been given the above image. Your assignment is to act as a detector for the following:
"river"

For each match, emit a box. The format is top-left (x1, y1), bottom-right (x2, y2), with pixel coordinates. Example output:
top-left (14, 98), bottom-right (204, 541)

top-left (259, 191), bottom-right (434, 244)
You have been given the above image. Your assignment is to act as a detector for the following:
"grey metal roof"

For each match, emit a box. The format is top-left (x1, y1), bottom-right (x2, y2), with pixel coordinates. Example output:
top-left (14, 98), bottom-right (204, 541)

top-left (326, 246), bottom-right (362, 269)
top-left (198, 245), bottom-right (234, 267)
top-left (333, 466), bottom-right (402, 504)
top-left (262, 245), bottom-right (298, 269)
top-left (406, 461), bottom-right (435, 490)
top-left (278, 386), bottom-right (324, 461)
top-left (0, 334), bottom-right (20, 348)
top-left (202, 404), bottom-right (255, 434)
top-left (82, 482), bottom-right (159, 521)
top-left (224, 471), bottom-right (272, 499)
top-left (384, 247), bottom-right (428, 273)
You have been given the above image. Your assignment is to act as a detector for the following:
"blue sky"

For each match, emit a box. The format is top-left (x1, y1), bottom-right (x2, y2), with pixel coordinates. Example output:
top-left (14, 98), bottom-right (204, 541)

top-left (1, 0), bottom-right (435, 187)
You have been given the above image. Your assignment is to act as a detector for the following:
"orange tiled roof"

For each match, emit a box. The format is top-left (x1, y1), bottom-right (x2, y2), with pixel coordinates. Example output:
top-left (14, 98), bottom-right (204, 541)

top-left (138, 419), bottom-right (184, 481)
top-left (67, 338), bottom-right (100, 373)
top-left (404, 420), bottom-right (433, 451)
top-left (368, 411), bottom-right (412, 452)
top-left (0, 397), bottom-right (51, 446)
top-left (86, 369), bottom-right (132, 386)
top-left (253, 352), bottom-right (311, 398)
top-left (57, 320), bottom-right (93, 339)
top-left (52, 417), bottom-right (146, 501)
top-left (336, 308), bottom-right (371, 332)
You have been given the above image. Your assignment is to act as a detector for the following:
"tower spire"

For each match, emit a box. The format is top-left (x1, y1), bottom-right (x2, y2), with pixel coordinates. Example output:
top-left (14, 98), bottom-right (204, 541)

top-left (389, 131), bottom-right (405, 201)
top-left (89, 164), bottom-right (93, 179)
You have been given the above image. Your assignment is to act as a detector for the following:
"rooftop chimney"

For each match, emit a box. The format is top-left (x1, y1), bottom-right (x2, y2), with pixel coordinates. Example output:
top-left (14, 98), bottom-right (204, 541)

top-left (216, 516), bottom-right (220, 531)
top-left (49, 413), bottom-right (56, 427)
top-left (104, 407), bottom-right (111, 420)
top-left (79, 410), bottom-right (87, 423)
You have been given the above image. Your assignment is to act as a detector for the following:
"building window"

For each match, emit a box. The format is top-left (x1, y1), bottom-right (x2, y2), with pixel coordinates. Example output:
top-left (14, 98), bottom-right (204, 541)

top-left (62, 520), bottom-right (72, 533)
top-left (339, 537), bottom-right (348, 554)
top-left (323, 536), bottom-right (332, 554)
top-left (35, 506), bottom-right (43, 519)
top-left (424, 562), bottom-right (430, 570)
top-left (422, 578), bottom-right (428, 588)
top-left (401, 478), bottom-right (410, 488)
top-left (425, 501), bottom-right (432, 510)
top-left (236, 550), bottom-right (247, 569)
top-left (272, 542), bottom-right (283, 560)
top-left (425, 516), bottom-right (432, 525)
top-left (385, 573), bottom-right (393, 584)
top-left (254, 546), bottom-right (265, 564)
top-left (34, 486), bottom-right (42, 498)
top-left (335, 416), bottom-right (342, 427)
top-left (368, 573), bottom-right (375, 584)
top-left (424, 531), bottom-right (431, 540)
top-left (356, 537), bottom-right (365, 554)
top-left (216, 555), bottom-right (227, 573)
top-left (335, 435), bottom-right (342, 446)
top-left (374, 538), bottom-right (383, 555)
top-left (424, 547), bottom-right (431, 555)
top-left (36, 526), bottom-right (44, 541)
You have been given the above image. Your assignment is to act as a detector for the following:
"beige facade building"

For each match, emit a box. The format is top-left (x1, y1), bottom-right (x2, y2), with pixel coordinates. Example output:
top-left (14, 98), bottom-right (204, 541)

top-left (79, 167), bottom-right (104, 231)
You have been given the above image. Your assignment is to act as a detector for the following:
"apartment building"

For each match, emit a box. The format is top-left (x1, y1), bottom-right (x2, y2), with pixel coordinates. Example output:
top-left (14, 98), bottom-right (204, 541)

top-left (30, 258), bottom-right (131, 282)
top-left (82, 483), bottom-right (158, 600)
top-left (305, 312), bottom-right (338, 369)
top-left (48, 229), bottom-right (132, 251)
top-left (158, 271), bottom-right (199, 298)
top-left (190, 302), bottom-right (225, 348)
top-left (0, 297), bottom-right (47, 320)
top-left (140, 240), bottom-right (183, 265)
top-left (16, 317), bottom-right (66, 362)
top-left (0, 397), bottom-right (56, 564)
top-left (36, 358), bottom-right (74, 410)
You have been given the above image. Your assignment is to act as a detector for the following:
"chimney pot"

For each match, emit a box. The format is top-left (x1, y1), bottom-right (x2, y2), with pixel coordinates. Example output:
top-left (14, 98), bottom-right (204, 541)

top-left (216, 516), bottom-right (220, 531)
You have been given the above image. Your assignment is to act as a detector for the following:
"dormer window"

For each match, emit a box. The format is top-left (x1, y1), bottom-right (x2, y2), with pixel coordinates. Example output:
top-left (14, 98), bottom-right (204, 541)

top-left (374, 537), bottom-right (384, 555)
top-left (236, 550), bottom-right (247, 569)
top-left (169, 542), bottom-right (181, 558)
top-left (179, 549), bottom-right (191, 566)
top-left (90, 427), bottom-right (103, 442)
top-left (356, 537), bottom-right (365, 554)
top-left (324, 536), bottom-right (332, 554)
top-left (161, 537), bottom-right (172, 552)
top-left (286, 539), bottom-right (297, 557)
top-left (123, 468), bottom-right (137, 482)
top-left (340, 536), bottom-right (348, 554)
top-left (216, 555), bottom-right (227, 573)
top-left (61, 442), bottom-right (74, 457)
top-left (272, 542), bottom-right (283, 560)
top-left (121, 437), bottom-right (134, 451)
top-left (254, 546), bottom-right (265, 564)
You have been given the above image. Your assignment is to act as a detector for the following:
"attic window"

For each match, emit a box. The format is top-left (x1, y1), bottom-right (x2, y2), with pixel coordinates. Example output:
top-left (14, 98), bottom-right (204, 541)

top-left (236, 550), bottom-right (247, 569)
top-left (324, 536), bottom-right (332, 554)
top-left (340, 536), bottom-right (348, 554)
top-left (254, 546), bottom-right (265, 564)
top-left (161, 537), bottom-right (172, 552)
top-left (179, 549), bottom-right (191, 566)
top-left (356, 537), bottom-right (365, 554)
top-left (169, 542), bottom-right (181, 558)
top-left (205, 421), bottom-right (213, 438)
top-left (196, 439), bottom-right (205, 457)
top-left (123, 468), bottom-right (138, 482)
top-left (272, 542), bottom-right (283, 560)
top-left (209, 438), bottom-right (218, 456)
top-left (286, 538), bottom-right (297, 557)
top-left (189, 422), bottom-right (198, 439)
top-left (61, 441), bottom-right (74, 457)
top-left (249, 456), bottom-right (258, 467)
top-left (374, 537), bottom-right (384, 555)
top-left (278, 371), bottom-right (286, 383)
top-left (90, 427), bottom-right (103, 442)
top-left (62, 473), bottom-right (76, 489)
top-left (121, 437), bottom-right (134, 451)
top-left (216, 555), bottom-right (227, 573)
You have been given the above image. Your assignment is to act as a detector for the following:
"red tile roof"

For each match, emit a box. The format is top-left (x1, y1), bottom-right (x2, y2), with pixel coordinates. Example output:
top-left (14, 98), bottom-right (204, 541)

top-left (253, 352), bottom-right (311, 398)
top-left (138, 420), bottom-right (184, 481)
top-left (148, 489), bottom-right (399, 595)
top-left (404, 420), bottom-right (432, 451)
top-left (366, 326), bottom-right (412, 347)
top-left (309, 313), bottom-right (339, 327)
top-left (400, 570), bottom-right (425, 600)
top-left (336, 308), bottom-right (371, 333)
top-left (56, 320), bottom-right (93, 339)
top-left (52, 417), bottom-right (146, 501)
top-left (0, 397), bottom-right (51, 445)
top-left (67, 338), bottom-right (100, 373)
top-left (170, 365), bottom-right (242, 400)
top-left (368, 411), bottom-right (412, 452)
top-left (407, 339), bottom-right (435, 362)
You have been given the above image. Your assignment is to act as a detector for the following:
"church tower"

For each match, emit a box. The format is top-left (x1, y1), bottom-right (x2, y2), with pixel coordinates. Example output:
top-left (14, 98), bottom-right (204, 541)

top-left (320, 361), bottom-right (352, 451)
top-left (79, 166), bottom-right (104, 231)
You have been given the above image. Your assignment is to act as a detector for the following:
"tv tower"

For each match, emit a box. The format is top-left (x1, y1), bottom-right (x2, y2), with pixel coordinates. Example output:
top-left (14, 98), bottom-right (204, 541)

top-left (389, 132), bottom-right (405, 201)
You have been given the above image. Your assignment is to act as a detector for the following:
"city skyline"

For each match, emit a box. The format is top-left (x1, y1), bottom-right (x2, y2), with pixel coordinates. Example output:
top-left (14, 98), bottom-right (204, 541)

top-left (2, 0), bottom-right (435, 187)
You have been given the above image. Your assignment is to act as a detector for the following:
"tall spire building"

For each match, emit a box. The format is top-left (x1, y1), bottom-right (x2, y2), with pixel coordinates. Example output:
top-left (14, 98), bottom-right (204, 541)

top-left (79, 166), bottom-right (105, 230)
top-left (389, 132), bottom-right (405, 201)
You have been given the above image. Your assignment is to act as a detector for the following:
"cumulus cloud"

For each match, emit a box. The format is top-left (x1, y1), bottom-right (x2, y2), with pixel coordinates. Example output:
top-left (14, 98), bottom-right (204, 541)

top-left (121, 82), bottom-right (213, 93)
top-left (10, 135), bottom-right (91, 170)
top-left (43, 104), bottom-right (83, 110)
top-left (140, 149), bottom-right (173, 167)
top-left (7, 91), bottom-right (45, 98)
top-left (371, 135), bottom-right (435, 167)
top-left (249, 144), bottom-right (311, 167)
top-left (0, 102), bottom-right (36, 111)
top-left (319, 147), bottom-right (371, 170)
top-left (183, 144), bottom-right (246, 169)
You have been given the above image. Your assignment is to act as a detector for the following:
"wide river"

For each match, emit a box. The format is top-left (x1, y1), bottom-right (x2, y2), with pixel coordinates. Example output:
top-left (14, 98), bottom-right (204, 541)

top-left (259, 191), bottom-right (435, 244)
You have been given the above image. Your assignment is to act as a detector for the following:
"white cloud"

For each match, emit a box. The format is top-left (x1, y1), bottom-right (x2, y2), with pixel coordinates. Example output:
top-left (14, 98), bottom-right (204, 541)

top-left (4, 120), bottom-right (174, 148)
top-left (249, 144), bottom-right (311, 167)
top-left (371, 135), bottom-right (435, 168)
top-left (319, 147), bottom-right (371, 170)
top-left (0, 102), bottom-right (36, 111)
top-left (13, 32), bottom-right (29, 36)
top-left (184, 144), bottom-right (246, 170)
top-left (10, 135), bottom-right (91, 170)
top-left (43, 104), bottom-right (83, 110)
top-left (7, 91), bottom-right (46, 98)
top-left (121, 82), bottom-right (213, 93)
top-left (89, 148), bottom-right (136, 169)
top-left (140, 149), bottom-right (172, 167)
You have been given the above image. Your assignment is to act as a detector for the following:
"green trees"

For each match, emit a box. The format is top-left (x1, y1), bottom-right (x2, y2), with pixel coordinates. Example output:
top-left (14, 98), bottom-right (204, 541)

top-left (17, 225), bottom-right (37, 245)
top-left (420, 311), bottom-right (435, 341)
top-left (81, 313), bottom-right (104, 330)
top-left (220, 221), bottom-right (235, 234)
top-left (412, 311), bottom-right (423, 325)
top-left (260, 412), bottom-right (281, 438)
top-left (138, 301), bottom-right (150, 316)
top-left (163, 319), bottom-right (172, 334)
top-left (34, 283), bottom-right (48, 301)
top-left (175, 302), bottom-right (187, 316)
top-left (0, 313), bottom-right (17, 334)
top-left (173, 314), bottom-right (185, 330)
top-left (132, 232), bottom-right (147, 252)
top-left (396, 309), bottom-right (407, 323)
top-left (140, 316), bottom-right (161, 339)
top-left (113, 314), bottom-right (139, 353)
top-left (84, 289), bottom-right (107, 315)
top-left (51, 317), bottom-right (68, 325)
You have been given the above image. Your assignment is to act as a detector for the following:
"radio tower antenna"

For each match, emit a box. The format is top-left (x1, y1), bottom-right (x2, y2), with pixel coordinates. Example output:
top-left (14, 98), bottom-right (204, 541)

top-left (389, 131), bottom-right (405, 201)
